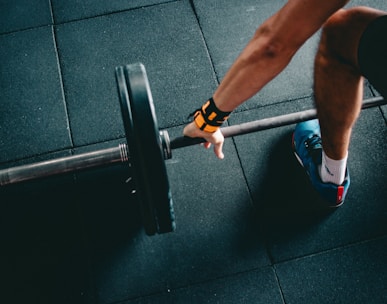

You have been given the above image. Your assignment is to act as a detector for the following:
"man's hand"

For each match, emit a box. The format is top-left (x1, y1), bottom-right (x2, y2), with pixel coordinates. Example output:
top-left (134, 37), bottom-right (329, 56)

top-left (183, 121), bottom-right (225, 159)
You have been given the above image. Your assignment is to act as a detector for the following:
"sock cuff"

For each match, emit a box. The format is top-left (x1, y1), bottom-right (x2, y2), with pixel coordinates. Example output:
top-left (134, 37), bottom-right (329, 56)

top-left (320, 151), bottom-right (348, 185)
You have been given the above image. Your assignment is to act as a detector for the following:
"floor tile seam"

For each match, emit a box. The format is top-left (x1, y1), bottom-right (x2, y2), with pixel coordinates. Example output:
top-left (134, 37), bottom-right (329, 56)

top-left (48, 0), bottom-right (55, 25)
top-left (271, 266), bottom-right (287, 304)
top-left (230, 95), bottom-right (387, 129)
top-left (272, 233), bottom-right (387, 267)
top-left (159, 95), bottom-right (313, 130)
top-left (374, 98), bottom-right (387, 124)
top-left (161, 86), bottom-right (384, 130)
top-left (231, 94), bottom-right (314, 115)
top-left (0, 147), bottom-right (70, 167)
top-left (49, 0), bottom-right (180, 27)
top-left (109, 265), bottom-right (277, 304)
top-left (0, 0), bottom-right (54, 36)
top-left (0, 23), bottom-right (55, 37)
top-left (50, 26), bottom-right (75, 149)
top-left (218, 94), bottom-right (313, 234)
top-left (379, 105), bottom-right (387, 124)
top-left (0, 138), bottom-right (126, 166)
top-left (367, 84), bottom-right (386, 123)
top-left (188, 0), bottom-right (221, 85)
top-left (0, 0), bottom-right (182, 35)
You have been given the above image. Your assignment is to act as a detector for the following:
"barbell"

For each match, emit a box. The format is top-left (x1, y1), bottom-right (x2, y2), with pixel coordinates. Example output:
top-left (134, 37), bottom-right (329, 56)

top-left (0, 63), bottom-right (385, 235)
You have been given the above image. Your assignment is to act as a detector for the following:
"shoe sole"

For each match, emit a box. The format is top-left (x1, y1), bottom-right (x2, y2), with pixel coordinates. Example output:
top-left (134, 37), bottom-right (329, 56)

top-left (292, 132), bottom-right (304, 167)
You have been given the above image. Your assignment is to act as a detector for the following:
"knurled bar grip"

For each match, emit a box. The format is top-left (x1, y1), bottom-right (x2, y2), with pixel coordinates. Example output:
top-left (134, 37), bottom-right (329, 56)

top-left (0, 144), bottom-right (129, 186)
top-left (170, 96), bottom-right (386, 149)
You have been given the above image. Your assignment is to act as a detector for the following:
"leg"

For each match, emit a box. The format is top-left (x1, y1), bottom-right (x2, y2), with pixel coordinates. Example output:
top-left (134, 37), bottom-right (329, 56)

top-left (314, 7), bottom-right (387, 160)
top-left (293, 7), bottom-right (386, 206)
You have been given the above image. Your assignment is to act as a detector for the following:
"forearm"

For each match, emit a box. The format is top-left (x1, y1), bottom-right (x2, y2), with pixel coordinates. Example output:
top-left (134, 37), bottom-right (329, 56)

top-left (213, 17), bottom-right (296, 112)
top-left (212, 0), bottom-right (350, 113)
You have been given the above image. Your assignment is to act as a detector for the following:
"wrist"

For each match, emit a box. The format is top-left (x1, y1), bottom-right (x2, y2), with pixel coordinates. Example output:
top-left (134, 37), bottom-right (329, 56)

top-left (193, 97), bottom-right (231, 133)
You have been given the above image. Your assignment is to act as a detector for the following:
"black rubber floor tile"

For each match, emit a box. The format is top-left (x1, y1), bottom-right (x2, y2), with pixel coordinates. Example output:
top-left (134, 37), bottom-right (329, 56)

top-left (0, 27), bottom-right (71, 163)
top-left (192, 0), bottom-right (318, 111)
top-left (347, 0), bottom-right (387, 10)
top-left (51, 0), bottom-right (174, 23)
top-left (0, 181), bottom-right (89, 304)
top-left (55, 1), bottom-right (217, 146)
top-left (228, 97), bottom-right (315, 203)
top-left (275, 237), bottom-right (387, 304)
top-left (381, 104), bottom-right (387, 121)
top-left (124, 267), bottom-right (283, 304)
top-left (231, 101), bottom-right (387, 263)
top-left (0, 0), bottom-right (52, 34)
top-left (1, 141), bottom-right (135, 304)
top-left (87, 126), bottom-right (269, 303)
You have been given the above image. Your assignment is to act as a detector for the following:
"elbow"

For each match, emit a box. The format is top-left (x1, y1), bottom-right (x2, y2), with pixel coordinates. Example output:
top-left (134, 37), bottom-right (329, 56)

top-left (250, 25), bottom-right (298, 62)
top-left (262, 41), bottom-right (285, 59)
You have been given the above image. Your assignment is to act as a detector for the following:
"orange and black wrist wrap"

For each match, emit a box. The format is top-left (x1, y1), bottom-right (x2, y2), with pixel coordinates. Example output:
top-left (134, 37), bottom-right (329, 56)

top-left (190, 97), bottom-right (231, 133)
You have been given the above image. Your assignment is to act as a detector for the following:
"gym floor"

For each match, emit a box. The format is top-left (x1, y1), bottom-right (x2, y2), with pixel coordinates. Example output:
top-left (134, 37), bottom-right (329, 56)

top-left (1, 1), bottom-right (386, 303)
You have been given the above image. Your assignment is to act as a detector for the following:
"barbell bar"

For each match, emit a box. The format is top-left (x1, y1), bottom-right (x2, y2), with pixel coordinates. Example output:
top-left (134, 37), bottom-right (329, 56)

top-left (0, 63), bottom-right (385, 235)
top-left (168, 95), bottom-right (386, 151)
top-left (1, 94), bottom-right (384, 185)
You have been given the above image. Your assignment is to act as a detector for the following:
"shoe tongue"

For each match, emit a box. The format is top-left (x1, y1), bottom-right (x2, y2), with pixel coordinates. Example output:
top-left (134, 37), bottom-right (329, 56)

top-left (307, 135), bottom-right (322, 148)
top-left (311, 148), bottom-right (322, 165)
top-left (307, 135), bottom-right (322, 164)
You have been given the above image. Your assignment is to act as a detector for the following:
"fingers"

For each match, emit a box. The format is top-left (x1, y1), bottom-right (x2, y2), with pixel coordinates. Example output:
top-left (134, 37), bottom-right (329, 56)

top-left (203, 142), bottom-right (211, 149)
top-left (202, 142), bottom-right (224, 159)
top-left (183, 122), bottom-right (225, 159)
top-left (213, 141), bottom-right (225, 159)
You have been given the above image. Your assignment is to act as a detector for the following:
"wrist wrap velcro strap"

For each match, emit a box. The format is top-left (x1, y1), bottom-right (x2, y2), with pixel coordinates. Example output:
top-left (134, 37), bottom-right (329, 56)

top-left (191, 97), bottom-right (231, 133)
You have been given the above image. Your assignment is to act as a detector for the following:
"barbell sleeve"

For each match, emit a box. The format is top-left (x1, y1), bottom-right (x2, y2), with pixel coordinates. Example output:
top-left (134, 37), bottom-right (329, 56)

top-left (0, 144), bottom-right (129, 186)
top-left (170, 96), bottom-right (385, 150)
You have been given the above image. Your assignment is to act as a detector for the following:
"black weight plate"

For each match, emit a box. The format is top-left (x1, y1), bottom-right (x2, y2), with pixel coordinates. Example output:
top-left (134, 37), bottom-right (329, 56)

top-left (116, 64), bottom-right (175, 234)
top-left (116, 66), bottom-right (157, 235)
top-left (124, 63), bottom-right (176, 234)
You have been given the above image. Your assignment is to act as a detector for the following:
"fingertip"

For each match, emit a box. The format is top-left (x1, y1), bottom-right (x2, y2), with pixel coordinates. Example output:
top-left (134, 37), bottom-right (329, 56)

top-left (203, 142), bottom-right (211, 149)
top-left (216, 151), bottom-right (225, 160)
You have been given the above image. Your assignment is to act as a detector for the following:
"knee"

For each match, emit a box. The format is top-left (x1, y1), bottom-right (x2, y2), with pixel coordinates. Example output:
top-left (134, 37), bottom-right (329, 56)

top-left (319, 7), bottom-right (384, 65)
top-left (323, 6), bottom-right (385, 32)
top-left (323, 8), bottom-right (356, 33)
top-left (320, 9), bottom-right (355, 56)
top-left (315, 10), bottom-right (349, 71)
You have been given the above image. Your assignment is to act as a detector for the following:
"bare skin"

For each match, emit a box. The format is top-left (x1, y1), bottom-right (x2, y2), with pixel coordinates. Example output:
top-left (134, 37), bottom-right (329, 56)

top-left (183, 1), bottom-right (385, 161)
top-left (184, 0), bottom-right (350, 159)
top-left (314, 7), bottom-right (386, 159)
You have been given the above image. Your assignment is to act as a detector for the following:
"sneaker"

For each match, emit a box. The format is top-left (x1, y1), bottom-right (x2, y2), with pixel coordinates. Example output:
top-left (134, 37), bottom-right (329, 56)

top-left (292, 119), bottom-right (350, 207)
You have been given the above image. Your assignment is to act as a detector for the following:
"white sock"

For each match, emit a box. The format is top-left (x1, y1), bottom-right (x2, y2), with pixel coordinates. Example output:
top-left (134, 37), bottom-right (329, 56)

top-left (319, 151), bottom-right (348, 185)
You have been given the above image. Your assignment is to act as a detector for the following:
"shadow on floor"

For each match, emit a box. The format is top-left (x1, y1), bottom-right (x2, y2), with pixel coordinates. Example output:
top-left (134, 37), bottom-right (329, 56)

top-left (0, 163), bottom-right (143, 304)
top-left (239, 131), bottom-right (337, 253)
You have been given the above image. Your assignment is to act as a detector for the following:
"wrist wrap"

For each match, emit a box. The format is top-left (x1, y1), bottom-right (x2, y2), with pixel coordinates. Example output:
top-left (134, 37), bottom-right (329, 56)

top-left (191, 97), bottom-right (231, 133)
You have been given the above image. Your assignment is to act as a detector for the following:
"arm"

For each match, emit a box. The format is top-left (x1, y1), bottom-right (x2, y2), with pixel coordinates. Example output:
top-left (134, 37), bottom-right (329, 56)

top-left (184, 0), bottom-right (350, 159)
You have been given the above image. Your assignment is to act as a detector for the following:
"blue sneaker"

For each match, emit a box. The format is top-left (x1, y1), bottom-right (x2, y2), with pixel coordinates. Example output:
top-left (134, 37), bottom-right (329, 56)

top-left (292, 119), bottom-right (350, 207)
